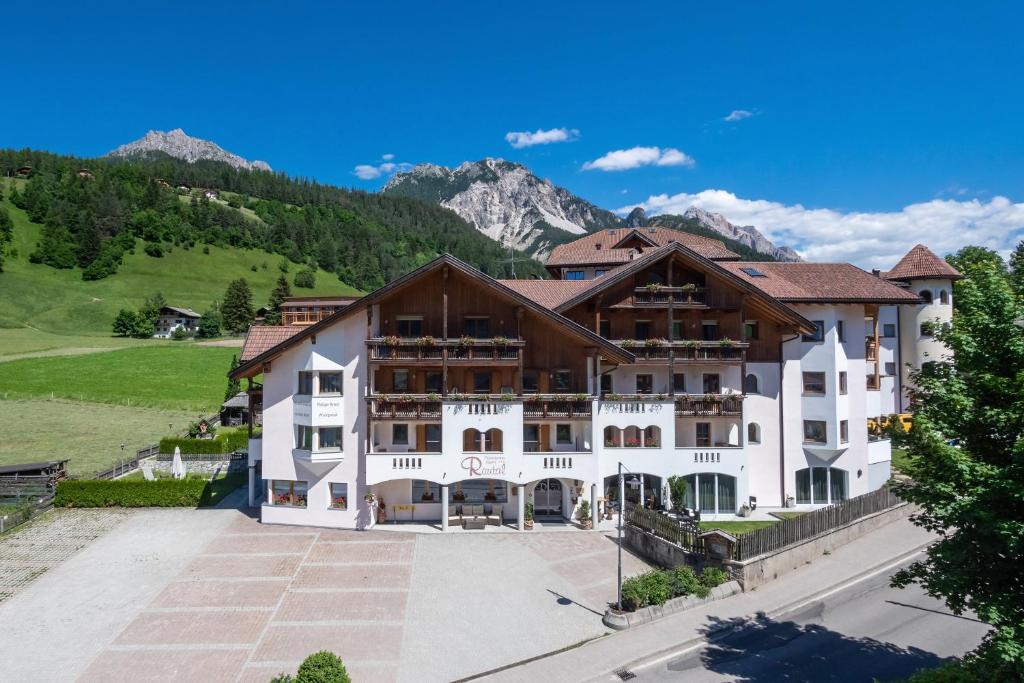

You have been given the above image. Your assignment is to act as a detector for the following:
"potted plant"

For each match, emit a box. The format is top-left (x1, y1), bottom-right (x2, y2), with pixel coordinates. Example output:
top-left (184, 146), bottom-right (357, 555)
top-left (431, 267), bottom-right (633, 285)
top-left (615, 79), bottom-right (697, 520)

top-left (524, 502), bottom-right (535, 530)
top-left (426, 392), bottom-right (440, 402)
top-left (458, 334), bottom-right (474, 346)
top-left (604, 489), bottom-right (616, 519)
top-left (680, 282), bottom-right (697, 302)
top-left (644, 282), bottom-right (663, 293)
top-left (620, 339), bottom-right (637, 349)
top-left (384, 335), bottom-right (401, 347)
top-left (737, 503), bottom-right (751, 518)
top-left (644, 337), bottom-right (665, 348)
top-left (721, 337), bottom-right (734, 348)
top-left (577, 499), bottom-right (592, 529)
top-left (493, 335), bottom-right (510, 346)
top-left (608, 393), bottom-right (622, 401)
top-left (417, 335), bottom-right (436, 347)
top-left (498, 393), bottom-right (516, 401)
top-left (573, 392), bottom-right (589, 402)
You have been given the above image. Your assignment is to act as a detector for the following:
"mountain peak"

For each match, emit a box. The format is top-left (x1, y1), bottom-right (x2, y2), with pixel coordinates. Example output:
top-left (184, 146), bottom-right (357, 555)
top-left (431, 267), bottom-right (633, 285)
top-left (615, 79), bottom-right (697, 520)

top-left (625, 207), bottom-right (648, 227)
top-left (108, 128), bottom-right (271, 172)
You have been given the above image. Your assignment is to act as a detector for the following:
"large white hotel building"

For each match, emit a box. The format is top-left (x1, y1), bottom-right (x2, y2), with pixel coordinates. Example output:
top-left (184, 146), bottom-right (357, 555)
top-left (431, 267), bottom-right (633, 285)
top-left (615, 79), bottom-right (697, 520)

top-left (231, 228), bottom-right (959, 530)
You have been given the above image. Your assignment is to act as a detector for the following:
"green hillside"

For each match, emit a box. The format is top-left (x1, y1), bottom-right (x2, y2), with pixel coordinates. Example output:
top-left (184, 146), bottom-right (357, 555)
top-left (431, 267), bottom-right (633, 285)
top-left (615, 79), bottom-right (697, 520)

top-left (0, 179), bottom-right (357, 340)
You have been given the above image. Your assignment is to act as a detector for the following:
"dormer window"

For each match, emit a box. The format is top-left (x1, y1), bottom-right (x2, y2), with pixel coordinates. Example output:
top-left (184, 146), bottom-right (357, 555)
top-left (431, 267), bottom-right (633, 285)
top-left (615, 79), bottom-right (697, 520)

top-left (595, 243), bottom-right (602, 250)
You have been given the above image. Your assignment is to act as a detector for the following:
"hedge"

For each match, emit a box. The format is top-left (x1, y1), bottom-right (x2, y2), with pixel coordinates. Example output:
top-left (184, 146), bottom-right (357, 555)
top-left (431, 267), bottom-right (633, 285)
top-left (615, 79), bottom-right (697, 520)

top-left (55, 473), bottom-right (246, 508)
top-left (159, 430), bottom-right (248, 455)
top-left (620, 566), bottom-right (730, 611)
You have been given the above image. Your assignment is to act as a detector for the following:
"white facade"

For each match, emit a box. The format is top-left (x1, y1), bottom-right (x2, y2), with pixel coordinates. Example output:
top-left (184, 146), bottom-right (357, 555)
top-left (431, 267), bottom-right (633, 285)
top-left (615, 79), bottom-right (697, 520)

top-left (897, 278), bottom-right (954, 412)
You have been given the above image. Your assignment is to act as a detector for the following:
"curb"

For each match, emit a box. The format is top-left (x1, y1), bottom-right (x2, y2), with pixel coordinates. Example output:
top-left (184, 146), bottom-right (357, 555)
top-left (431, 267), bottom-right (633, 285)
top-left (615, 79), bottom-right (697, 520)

top-left (602, 581), bottom-right (743, 630)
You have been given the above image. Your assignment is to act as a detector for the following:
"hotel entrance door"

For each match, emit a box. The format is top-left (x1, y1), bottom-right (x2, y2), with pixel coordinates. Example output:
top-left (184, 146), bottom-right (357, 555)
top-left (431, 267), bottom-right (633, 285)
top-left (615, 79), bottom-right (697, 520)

top-left (534, 478), bottom-right (563, 516)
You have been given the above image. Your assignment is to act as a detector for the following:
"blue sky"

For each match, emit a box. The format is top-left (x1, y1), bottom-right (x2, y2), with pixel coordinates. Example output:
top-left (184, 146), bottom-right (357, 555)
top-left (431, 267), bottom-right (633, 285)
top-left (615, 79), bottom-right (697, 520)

top-left (5, 1), bottom-right (1023, 267)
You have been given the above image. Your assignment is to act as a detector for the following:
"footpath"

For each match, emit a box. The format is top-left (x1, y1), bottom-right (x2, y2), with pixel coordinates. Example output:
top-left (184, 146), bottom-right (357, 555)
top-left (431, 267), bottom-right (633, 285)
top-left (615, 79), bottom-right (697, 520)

top-left (475, 516), bottom-right (935, 682)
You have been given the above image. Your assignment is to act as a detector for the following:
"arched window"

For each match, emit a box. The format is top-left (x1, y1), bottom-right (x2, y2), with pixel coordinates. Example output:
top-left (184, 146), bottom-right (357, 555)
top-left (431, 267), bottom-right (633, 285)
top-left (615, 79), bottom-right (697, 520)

top-left (744, 373), bottom-right (759, 394)
top-left (795, 467), bottom-right (848, 505)
top-left (623, 425), bottom-right (642, 448)
top-left (919, 289), bottom-right (933, 304)
top-left (643, 426), bottom-right (661, 448)
top-left (939, 289), bottom-right (949, 305)
top-left (747, 423), bottom-right (761, 444)
top-left (463, 428), bottom-right (502, 452)
top-left (603, 426), bottom-right (621, 448)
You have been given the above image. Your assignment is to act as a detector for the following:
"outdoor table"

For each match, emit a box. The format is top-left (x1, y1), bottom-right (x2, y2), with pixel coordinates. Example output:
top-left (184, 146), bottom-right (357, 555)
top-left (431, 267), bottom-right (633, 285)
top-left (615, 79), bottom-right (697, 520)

top-left (392, 504), bottom-right (415, 523)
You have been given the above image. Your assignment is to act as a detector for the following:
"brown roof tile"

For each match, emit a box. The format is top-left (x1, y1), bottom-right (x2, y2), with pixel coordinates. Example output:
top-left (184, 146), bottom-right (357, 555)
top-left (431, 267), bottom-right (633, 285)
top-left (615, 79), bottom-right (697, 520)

top-left (720, 262), bottom-right (922, 303)
top-left (546, 227), bottom-right (738, 267)
top-left (496, 279), bottom-right (597, 309)
top-left (240, 326), bottom-right (303, 362)
top-left (882, 244), bottom-right (962, 282)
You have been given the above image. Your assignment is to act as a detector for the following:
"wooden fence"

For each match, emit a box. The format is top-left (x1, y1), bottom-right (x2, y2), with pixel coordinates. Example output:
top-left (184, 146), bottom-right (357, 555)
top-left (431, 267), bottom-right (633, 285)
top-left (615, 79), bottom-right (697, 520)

top-left (734, 486), bottom-right (904, 560)
top-left (624, 485), bottom-right (904, 561)
top-left (0, 495), bottom-right (53, 533)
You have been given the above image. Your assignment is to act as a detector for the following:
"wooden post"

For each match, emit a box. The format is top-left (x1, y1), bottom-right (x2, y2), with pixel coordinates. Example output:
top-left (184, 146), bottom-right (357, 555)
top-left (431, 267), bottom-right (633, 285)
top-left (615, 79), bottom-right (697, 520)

top-left (246, 377), bottom-right (254, 439)
top-left (516, 308), bottom-right (524, 394)
top-left (667, 259), bottom-right (675, 396)
top-left (442, 265), bottom-right (449, 396)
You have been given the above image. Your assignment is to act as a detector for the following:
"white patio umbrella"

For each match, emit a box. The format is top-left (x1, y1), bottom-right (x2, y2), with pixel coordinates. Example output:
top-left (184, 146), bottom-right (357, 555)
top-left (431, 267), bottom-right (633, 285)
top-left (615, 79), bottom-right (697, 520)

top-left (171, 446), bottom-right (185, 479)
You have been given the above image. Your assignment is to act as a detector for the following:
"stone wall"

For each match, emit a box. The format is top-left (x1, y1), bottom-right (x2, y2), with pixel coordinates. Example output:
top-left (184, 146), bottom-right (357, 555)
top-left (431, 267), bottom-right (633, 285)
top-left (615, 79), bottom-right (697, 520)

top-left (146, 458), bottom-right (246, 475)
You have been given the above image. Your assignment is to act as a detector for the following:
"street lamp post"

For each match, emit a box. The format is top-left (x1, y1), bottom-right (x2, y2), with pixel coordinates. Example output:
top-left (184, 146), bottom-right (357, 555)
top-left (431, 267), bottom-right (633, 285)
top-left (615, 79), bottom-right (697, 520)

top-left (617, 461), bottom-right (628, 611)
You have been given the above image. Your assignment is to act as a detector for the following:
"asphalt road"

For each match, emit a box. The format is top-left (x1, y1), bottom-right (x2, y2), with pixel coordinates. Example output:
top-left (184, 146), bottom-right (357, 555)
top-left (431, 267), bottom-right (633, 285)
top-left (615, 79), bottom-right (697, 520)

top-left (626, 568), bottom-right (990, 682)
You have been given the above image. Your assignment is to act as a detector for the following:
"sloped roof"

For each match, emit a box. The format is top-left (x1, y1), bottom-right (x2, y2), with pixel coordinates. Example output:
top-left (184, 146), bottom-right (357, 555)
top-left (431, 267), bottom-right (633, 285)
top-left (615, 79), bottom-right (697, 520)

top-left (240, 326), bottom-right (303, 362)
top-left (497, 279), bottom-right (601, 309)
top-left (720, 262), bottom-right (923, 303)
top-left (161, 305), bottom-right (201, 318)
top-left (221, 392), bottom-right (249, 409)
top-left (546, 227), bottom-right (738, 267)
top-left (230, 254), bottom-right (635, 379)
top-left (882, 244), bottom-right (962, 282)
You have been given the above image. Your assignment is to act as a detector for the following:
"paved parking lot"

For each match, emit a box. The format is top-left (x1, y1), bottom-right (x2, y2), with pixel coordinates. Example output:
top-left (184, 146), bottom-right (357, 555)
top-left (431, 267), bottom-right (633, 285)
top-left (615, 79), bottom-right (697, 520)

top-left (0, 505), bottom-right (651, 683)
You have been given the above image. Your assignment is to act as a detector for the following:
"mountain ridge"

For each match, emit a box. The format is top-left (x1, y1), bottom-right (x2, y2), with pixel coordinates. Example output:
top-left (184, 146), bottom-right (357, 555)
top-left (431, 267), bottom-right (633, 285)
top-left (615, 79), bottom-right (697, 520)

top-left (384, 157), bottom-right (800, 262)
top-left (108, 128), bottom-right (272, 172)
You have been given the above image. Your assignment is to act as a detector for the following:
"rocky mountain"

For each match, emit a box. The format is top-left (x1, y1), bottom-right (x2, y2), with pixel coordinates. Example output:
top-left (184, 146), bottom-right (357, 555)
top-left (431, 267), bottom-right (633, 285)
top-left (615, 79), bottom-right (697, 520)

top-left (383, 158), bottom-right (622, 258)
top-left (385, 157), bottom-right (799, 262)
top-left (627, 207), bottom-right (801, 262)
top-left (108, 128), bottom-right (271, 172)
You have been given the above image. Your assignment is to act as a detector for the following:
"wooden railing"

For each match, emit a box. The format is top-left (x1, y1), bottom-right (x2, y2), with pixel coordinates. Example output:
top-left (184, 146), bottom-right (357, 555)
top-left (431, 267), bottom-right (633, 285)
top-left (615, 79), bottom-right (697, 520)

top-left (366, 338), bottom-right (524, 363)
top-left (674, 395), bottom-right (743, 416)
top-left (367, 395), bottom-right (443, 419)
top-left (522, 396), bottom-right (592, 418)
top-left (617, 341), bottom-right (747, 362)
top-left (632, 286), bottom-right (706, 306)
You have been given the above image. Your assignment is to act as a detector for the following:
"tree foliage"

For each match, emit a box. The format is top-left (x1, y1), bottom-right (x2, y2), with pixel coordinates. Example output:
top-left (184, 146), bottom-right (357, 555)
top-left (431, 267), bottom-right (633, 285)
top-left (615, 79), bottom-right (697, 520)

top-left (225, 354), bottom-right (241, 400)
top-left (221, 278), bottom-right (254, 334)
top-left (891, 245), bottom-right (1024, 677)
top-left (0, 148), bottom-right (547, 285)
top-left (265, 273), bottom-right (292, 325)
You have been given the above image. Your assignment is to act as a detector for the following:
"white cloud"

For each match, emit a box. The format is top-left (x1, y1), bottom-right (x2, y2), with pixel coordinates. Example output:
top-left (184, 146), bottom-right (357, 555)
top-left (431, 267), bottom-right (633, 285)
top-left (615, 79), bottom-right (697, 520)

top-left (353, 156), bottom-right (412, 181)
top-left (505, 127), bottom-right (580, 149)
top-left (582, 146), bottom-right (696, 172)
top-left (724, 109), bottom-right (754, 122)
top-left (619, 189), bottom-right (1024, 269)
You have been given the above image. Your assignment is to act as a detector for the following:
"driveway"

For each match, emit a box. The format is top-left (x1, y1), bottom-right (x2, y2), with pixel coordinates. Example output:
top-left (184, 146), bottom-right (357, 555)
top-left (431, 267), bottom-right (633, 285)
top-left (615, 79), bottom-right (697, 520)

top-left (0, 505), bottom-right (650, 683)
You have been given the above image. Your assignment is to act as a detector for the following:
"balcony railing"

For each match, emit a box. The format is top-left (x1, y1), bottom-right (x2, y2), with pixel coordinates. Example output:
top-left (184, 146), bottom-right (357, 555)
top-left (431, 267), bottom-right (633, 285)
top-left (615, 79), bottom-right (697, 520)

top-left (866, 337), bottom-right (878, 361)
top-left (367, 395), bottom-right (443, 419)
top-left (674, 394), bottom-right (744, 416)
top-left (632, 286), bottom-right (706, 306)
top-left (366, 338), bottom-right (524, 363)
top-left (615, 340), bottom-right (747, 362)
top-left (522, 395), bottom-right (592, 418)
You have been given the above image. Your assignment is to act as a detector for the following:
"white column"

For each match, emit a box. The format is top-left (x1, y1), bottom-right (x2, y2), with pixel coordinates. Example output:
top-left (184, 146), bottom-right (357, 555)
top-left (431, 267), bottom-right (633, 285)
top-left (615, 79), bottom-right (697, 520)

top-left (640, 476), bottom-right (645, 508)
top-left (591, 483), bottom-right (598, 528)
top-left (441, 485), bottom-right (449, 531)
top-left (312, 371), bottom-right (320, 396)
top-left (517, 486), bottom-right (525, 531)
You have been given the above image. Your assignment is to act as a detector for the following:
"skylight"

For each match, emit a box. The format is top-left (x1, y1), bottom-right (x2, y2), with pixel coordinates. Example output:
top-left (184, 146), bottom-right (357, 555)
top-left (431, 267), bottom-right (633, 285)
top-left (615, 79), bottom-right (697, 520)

top-left (740, 267), bottom-right (767, 277)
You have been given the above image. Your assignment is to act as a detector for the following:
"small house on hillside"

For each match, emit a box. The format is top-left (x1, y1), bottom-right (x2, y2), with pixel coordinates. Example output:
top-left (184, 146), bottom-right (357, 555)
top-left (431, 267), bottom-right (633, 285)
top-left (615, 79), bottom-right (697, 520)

top-left (154, 306), bottom-right (202, 339)
top-left (221, 392), bottom-right (250, 427)
top-left (77, 169), bottom-right (94, 179)
top-left (15, 166), bottom-right (33, 178)
top-left (203, 189), bottom-right (219, 200)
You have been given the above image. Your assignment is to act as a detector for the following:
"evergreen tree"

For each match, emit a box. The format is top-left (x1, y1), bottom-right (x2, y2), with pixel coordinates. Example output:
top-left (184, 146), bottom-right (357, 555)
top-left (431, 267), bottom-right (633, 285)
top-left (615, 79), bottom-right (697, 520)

top-left (196, 307), bottom-right (222, 339)
top-left (892, 246), bottom-right (1024, 678)
top-left (221, 278), bottom-right (255, 334)
top-left (75, 212), bottom-right (102, 268)
top-left (266, 273), bottom-right (291, 325)
top-left (225, 355), bottom-right (241, 400)
top-left (1009, 240), bottom-right (1024, 297)
top-left (0, 207), bottom-right (13, 243)
top-left (140, 292), bottom-right (167, 324)
top-left (29, 224), bottom-right (77, 268)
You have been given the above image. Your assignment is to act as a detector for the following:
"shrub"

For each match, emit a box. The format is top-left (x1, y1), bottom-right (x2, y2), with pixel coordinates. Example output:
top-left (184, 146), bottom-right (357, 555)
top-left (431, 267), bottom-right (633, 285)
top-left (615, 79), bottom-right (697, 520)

top-left (159, 430), bottom-right (247, 455)
top-left (620, 566), bottom-right (730, 611)
top-left (171, 326), bottom-right (188, 340)
top-left (295, 651), bottom-right (350, 683)
top-left (56, 479), bottom-right (208, 507)
top-left (294, 267), bottom-right (316, 289)
top-left (144, 242), bottom-right (164, 257)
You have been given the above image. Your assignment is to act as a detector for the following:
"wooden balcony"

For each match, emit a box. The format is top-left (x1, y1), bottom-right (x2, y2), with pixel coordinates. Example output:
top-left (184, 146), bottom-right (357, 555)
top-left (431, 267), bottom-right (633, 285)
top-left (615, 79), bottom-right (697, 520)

top-left (866, 337), bottom-right (878, 361)
top-left (616, 340), bottom-right (747, 363)
top-left (367, 395), bottom-right (443, 419)
top-left (366, 338), bottom-right (524, 365)
top-left (631, 286), bottom-right (706, 307)
top-left (522, 395), bottom-right (593, 419)
top-left (674, 394), bottom-right (744, 417)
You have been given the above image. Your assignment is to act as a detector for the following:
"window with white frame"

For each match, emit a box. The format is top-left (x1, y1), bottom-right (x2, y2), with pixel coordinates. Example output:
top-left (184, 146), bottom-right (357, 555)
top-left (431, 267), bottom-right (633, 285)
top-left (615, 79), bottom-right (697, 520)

top-left (839, 371), bottom-right (848, 394)
top-left (329, 483), bottom-right (348, 510)
top-left (803, 420), bottom-right (827, 444)
top-left (296, 425), bottom-right (313, 450)
top-left (556, 424), bottom-right (572, 445)
top-left (271, 480), bottom-right (308, 507)
top-left (747, 423), bottom-right (761, 444)
top-left (319, 371), bottom-right (343, 394)
top-left (802, 321), bottom-right (825, 343)
top-left (802, 372), bottom-right (827, 395)
top-left (392, 424), bottom-right (409, 446)
top-left (297, 371), bottom-right (314, 395)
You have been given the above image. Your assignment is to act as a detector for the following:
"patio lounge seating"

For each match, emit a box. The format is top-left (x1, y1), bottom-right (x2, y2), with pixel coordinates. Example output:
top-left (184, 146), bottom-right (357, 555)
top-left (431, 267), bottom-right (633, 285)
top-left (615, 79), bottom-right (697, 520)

top-left (447, 504), bottom-right (462, 527)
top-left (485, 504), bottom-right (503, 526)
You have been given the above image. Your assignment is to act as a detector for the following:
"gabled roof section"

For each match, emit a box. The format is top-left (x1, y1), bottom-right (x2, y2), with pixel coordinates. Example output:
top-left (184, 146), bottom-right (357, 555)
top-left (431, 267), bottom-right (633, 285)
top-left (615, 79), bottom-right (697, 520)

top-left (546, 226), bottom-right (739, 267)
top-left (497, 279), bottom-right (597, 310)
top-left (161, 305), bottom-right (201, 318)
top-left (721, 262), bottom-right (923, 304)
top-left (550, 242), bottom-right (816, 333)
top-left (882, 244), bottom-right (962, 282)
top-left (240, 325), bottom-right (304, 362)
top-left (231, 254), bottom-right (635, 379)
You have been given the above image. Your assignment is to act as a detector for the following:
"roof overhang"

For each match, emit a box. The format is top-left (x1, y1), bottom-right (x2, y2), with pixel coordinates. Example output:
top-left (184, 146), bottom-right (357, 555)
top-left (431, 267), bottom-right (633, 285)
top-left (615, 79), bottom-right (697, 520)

top-left (230, 254), bottom-right (634, 379)
top-left (552, 242), bottom-right (818, 335)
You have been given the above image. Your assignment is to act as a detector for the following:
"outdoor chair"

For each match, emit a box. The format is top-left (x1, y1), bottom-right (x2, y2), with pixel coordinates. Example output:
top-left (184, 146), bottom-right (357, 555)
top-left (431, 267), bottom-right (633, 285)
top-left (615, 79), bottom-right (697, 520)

top-left (486, 504), bottom-right (503, 526)
top-left (447, 504), bottom-right (462, 527)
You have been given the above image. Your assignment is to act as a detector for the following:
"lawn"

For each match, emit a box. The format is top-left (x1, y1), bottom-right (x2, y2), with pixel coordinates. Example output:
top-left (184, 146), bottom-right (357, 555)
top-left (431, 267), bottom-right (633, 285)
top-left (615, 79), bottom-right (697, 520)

top-left (699, 520), bottom-right (778, 535)
top-left (891, 447), bottom-right (913, 475)
top-left (770, 511), bottom-right (805, 521)
top-left (0, 181), bottom-right (360, 336)
top-left (0, 344), bottom-right (238, 412)
top-left (0, 399), bottom-right (197, 476)
top-left (0, 328), bottom-right (160, 360)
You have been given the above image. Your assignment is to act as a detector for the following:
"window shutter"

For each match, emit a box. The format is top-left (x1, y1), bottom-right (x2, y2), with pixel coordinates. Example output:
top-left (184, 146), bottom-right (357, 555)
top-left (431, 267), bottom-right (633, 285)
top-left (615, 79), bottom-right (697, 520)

top-left (540, 424), bottom-right (551, 451)
top-left (416, 425), bottom-right (426, 451)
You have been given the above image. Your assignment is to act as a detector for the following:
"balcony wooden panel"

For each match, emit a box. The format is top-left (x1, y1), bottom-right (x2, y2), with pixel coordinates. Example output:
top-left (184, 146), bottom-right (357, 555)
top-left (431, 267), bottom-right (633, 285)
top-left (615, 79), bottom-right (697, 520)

top-left (674, 394), bottom-right (744, 417)
top-left (522, 396), bottom-right (592, 419)
top-left (367, 395), bottom-right (442, 420)
top-left (616, 340), bottom-right (748, 363)
top-left (366, 338), bottom-right (524, 365)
